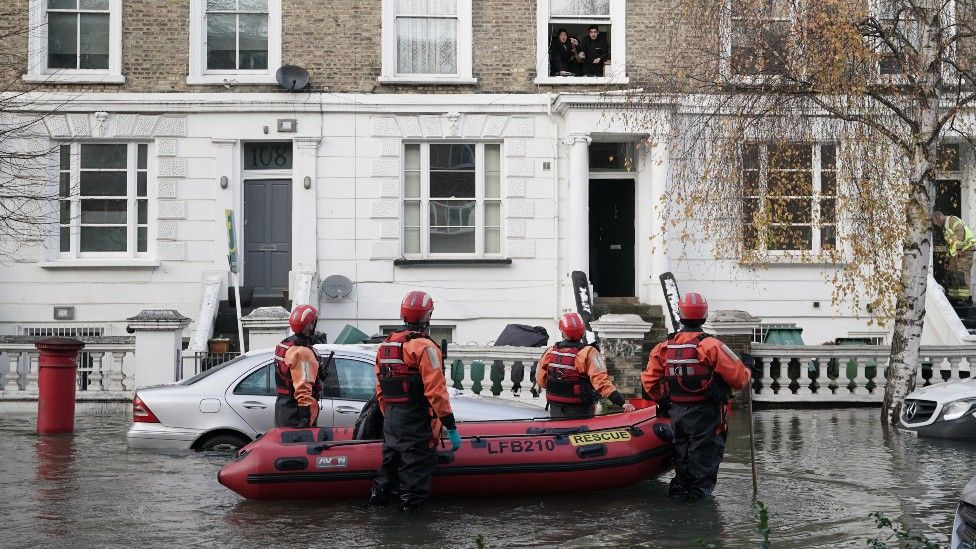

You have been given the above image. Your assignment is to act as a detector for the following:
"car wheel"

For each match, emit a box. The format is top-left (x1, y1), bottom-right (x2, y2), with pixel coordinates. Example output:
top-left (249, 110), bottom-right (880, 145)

top-left (197, 433), bottom-right (250, 452)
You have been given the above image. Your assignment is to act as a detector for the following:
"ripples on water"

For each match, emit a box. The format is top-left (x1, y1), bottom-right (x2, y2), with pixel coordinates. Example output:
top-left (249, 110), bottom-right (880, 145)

top-left (0, 407), bottom-right (971, 548)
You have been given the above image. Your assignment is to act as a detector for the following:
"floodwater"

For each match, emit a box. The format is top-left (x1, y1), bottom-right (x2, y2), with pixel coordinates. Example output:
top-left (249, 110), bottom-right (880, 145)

top-left (0, 407), bottom-right (972, 548)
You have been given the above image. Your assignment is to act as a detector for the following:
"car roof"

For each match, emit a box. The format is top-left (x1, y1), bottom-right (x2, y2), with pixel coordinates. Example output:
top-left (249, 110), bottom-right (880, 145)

top-left (242, 343), bottom-right (374, 359)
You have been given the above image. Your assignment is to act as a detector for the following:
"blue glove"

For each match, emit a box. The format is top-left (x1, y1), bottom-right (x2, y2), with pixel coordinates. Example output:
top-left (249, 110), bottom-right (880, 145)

top-left (446, 429), bottom-right (462, 451)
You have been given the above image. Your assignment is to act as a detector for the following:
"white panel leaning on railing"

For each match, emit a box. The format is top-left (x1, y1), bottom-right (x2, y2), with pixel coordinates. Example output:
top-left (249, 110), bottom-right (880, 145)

top-left (0, 336), bottom-right (136, 400)
top-left (749, 343), bottom-right (975, 403)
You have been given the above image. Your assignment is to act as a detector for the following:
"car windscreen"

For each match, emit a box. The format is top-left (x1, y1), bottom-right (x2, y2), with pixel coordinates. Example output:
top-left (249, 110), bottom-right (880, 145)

top-left (180, 354), bottom-right (250, 385)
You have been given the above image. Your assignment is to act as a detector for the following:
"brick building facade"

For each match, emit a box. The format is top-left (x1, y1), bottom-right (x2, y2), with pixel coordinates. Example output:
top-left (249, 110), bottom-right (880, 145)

top-left (0, 0), bottom-right (974, 355)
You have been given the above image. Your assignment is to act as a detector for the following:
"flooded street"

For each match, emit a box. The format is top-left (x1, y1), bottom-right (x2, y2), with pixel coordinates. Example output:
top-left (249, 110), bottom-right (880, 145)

top-left (1, 407), bottom-right (972, 548)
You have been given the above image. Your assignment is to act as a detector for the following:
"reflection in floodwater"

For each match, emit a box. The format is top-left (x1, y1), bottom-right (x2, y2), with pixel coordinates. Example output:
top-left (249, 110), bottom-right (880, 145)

top-left (35, 433), bottom-right (76, 529)
top-left (0, 407), bottom-right (972, 548)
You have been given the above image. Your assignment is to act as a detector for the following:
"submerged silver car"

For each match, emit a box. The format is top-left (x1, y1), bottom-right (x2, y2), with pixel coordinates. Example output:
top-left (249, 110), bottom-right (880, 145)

top-left (126, 344), bottom-right (545, 451)
top-left (900, 378), bottom-right (976, 439)
top-left (954, 475), bottom-right (976, 549)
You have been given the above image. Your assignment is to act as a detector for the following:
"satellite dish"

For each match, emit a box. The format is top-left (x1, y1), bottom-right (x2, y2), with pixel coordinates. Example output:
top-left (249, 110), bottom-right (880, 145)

top-left (275, 65), bottom-right (310, 92)
top-left (320, 274), bottom-right (354, 301)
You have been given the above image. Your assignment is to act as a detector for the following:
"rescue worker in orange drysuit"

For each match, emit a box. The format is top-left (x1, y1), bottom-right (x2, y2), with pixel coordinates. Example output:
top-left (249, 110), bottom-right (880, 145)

top-left (273, 305), bottom-right (322, 428)
top-left (642, 293), bottom-right (751, 499)
top-left (369, 290), bottom-right (461, 511)
top-left (537, 312), bottom-right (636, 419)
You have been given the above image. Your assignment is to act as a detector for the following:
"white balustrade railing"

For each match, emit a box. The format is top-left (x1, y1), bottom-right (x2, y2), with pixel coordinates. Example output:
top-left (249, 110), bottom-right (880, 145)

top-left (443, 345), bottom-right (547, 405)
top-left (0, 336), bottom-right (136, 399)
top-left (750, 343), bottom-right (974, 403)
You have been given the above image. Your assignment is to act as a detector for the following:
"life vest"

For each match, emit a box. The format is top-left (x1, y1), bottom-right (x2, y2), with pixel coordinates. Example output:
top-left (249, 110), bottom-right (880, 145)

top-left (946, 216), bottom-right (976, 255)
top-left (274, 335), bottom-right (323, 399)
top-left (664, 333), bottom-right (730, 404)
top-left (377, 331), bottom-right (429, 406)
top-left (543, 343), bottom-right (596, 407)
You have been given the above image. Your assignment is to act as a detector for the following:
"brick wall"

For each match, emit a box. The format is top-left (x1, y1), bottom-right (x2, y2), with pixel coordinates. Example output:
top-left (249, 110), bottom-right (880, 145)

top-left (1, 0), bottom-right (674, 94)
top-left (2, 1), bottom-right (971, 94)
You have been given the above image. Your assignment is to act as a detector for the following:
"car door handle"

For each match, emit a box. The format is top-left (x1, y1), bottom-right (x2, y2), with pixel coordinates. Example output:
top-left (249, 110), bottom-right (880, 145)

top-left (242, 401), bottom-right (267, 409)
top-left (336, 406), bottom-right (360, 415)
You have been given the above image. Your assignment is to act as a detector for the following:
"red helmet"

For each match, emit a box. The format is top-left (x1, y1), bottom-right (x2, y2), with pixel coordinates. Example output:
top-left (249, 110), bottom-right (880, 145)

top-left (289, 304), bottom-right (318, 334)
top-left (678, 293), bottom-right (708, 321)
top-left (558, 312), bottom-right (586, 341)
top-left (401, 290), bottom-right (434, 325)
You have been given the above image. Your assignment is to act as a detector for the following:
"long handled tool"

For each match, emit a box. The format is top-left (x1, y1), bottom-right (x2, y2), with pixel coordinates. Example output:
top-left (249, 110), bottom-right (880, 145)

top-left (742, 352), bottom-right (760, 500)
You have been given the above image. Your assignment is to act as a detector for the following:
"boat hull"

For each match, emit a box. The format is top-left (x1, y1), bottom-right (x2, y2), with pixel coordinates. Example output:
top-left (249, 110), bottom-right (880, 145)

top-left (218, 408), bottom-right (673, 500)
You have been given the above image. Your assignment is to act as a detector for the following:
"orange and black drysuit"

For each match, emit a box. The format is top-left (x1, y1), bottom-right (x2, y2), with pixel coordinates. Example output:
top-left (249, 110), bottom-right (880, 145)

top-left (273, 335), bottom-right (322, 428)
top-left (642, 330), bottom-right (751, 498)
top-left (372, 330), bottom-right (455, 507)
top-left (536, 341), bottom-right (625, 419)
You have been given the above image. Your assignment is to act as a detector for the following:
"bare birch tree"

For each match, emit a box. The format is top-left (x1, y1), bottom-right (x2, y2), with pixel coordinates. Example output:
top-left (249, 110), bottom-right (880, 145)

top-left (0, 5), bottom-right (65, 253)
top-left (632, 0), bottom-right (976, 423)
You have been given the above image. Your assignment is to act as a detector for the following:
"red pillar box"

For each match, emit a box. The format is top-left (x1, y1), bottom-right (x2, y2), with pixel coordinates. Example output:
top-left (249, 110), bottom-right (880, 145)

top-left (34, 337), bottom-right (86, 434)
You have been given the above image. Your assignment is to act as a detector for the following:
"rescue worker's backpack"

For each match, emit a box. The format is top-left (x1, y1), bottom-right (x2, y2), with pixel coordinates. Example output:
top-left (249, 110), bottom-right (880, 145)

top-left (664, 333), bottom-right (730, 404)
top-left (543, 342), bottom-right (596, 406)
top-left (377, 330), bottom-right (430, 405)
top-left (274, 335), bottom-right (324, 400)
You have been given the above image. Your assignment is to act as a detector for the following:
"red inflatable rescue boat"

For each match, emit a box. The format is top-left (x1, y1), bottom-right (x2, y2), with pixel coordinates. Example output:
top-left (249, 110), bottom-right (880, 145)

top-left (218, 407), bottom-right (674, 500)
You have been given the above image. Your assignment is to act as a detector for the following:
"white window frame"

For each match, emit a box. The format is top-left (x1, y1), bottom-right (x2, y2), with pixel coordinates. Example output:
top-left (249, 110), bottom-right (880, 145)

top-left (24, 0), bottom-right (124, 84)
top-left (534, 0), bottom-right (628, 85)
top-left (379, 0), bottom-right (475, 85)
top-left (188, 0), bottom-right (282, 85)
top-left (401, 142), bottom-right (504, 259)
top-left (719, 0), bottom-right (796, 85)
top-left (741, 142), bottom-right (837, 258)
top-left (54, 142), bottom-right (155, 261)
top-left (868, 0), bottom-right (957, 84)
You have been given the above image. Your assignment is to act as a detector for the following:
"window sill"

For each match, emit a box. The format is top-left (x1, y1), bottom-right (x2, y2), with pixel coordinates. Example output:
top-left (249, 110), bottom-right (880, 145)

top-left (534, 75), bottom-right (629, 85)
top-left (186, 73), bottom-right (278, 85)
top-left (738, 252), bottom-right (844, 266)
top-left (38, 259), bottom-right (161, 269)
top-left (377, 75), bottom-right (478, 85)
top-left (22, 72), bottom-right (125, 85)
top-left (393, 258), bottom-right (512, 267)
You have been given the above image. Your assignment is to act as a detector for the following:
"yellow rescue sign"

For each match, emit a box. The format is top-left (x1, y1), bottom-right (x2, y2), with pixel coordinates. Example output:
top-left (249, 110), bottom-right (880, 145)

top-left (568, 430), bottom-right (632, 446)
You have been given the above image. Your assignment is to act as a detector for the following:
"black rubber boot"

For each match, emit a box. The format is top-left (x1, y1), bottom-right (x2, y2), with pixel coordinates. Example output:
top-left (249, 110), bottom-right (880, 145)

top-left (399, 494), bottom-right (424, 513)
top-left (367, 488), bottom-right (389, 507)
top-left (667, 478), bottom-right (690, 499)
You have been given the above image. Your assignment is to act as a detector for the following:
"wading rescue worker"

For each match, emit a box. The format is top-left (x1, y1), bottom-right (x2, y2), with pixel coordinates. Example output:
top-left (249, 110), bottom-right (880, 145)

top-left (369, 290), bottom-right (461, 511)
top-left (273, 305), bottom-right (322, 428)
top-left (933, 211), bottom-right (976, 305)
top-left (641, 293), bottom-right (751, 500)
top-left (536, 312), bottom-right (636, 419)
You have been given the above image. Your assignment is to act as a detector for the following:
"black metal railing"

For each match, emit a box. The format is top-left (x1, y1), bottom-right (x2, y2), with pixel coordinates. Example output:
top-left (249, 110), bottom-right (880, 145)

top-left (184, 352), bottom-right (241, 378)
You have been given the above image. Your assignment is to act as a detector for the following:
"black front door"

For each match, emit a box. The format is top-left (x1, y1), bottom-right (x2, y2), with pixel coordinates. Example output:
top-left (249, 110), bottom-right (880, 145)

top-left (933, 179), bottom-right (962, 288)
top-left (244, 180), bottom-right (292, 297)
top-left (589, 179), bottom-right (636, 297)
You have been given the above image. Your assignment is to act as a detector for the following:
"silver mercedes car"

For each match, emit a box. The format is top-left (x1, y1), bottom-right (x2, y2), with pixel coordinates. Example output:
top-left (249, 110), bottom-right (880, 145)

top-left (126, 344), bottom-right (546, 451)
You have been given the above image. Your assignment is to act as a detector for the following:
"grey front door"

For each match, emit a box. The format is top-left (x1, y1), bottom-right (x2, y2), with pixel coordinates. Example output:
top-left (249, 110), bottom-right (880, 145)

top-left (244, 180), bottom-right (292, 297)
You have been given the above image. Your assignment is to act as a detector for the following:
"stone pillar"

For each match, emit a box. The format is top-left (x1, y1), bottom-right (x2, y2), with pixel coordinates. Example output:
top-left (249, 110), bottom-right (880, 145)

top-left (126, 309), bottom-right (191, 389)
top-left (566, 134), bottom-right (591, 273)
top-left (591, 313), bottom-right (653, 398)
top-left (242, 306), bottom-right (290, 351)
top-left (703, 310), bottom-right (762, 407)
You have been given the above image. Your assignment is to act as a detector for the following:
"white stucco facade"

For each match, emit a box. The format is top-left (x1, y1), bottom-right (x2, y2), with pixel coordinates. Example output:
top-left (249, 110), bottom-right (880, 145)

top-left (1, 91), bottom-right (971, 347)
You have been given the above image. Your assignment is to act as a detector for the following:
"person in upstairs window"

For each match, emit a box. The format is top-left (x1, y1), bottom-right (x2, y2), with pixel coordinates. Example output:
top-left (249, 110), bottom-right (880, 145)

top-left (578, 25), bottom-right (610, 76)
top-left (549, 28), bottom-right (581, 76)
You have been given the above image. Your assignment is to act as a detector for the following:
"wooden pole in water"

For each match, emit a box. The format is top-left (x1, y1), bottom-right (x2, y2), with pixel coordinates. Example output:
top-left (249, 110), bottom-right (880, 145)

top-left (747, 380), bottom-right (759, 499)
